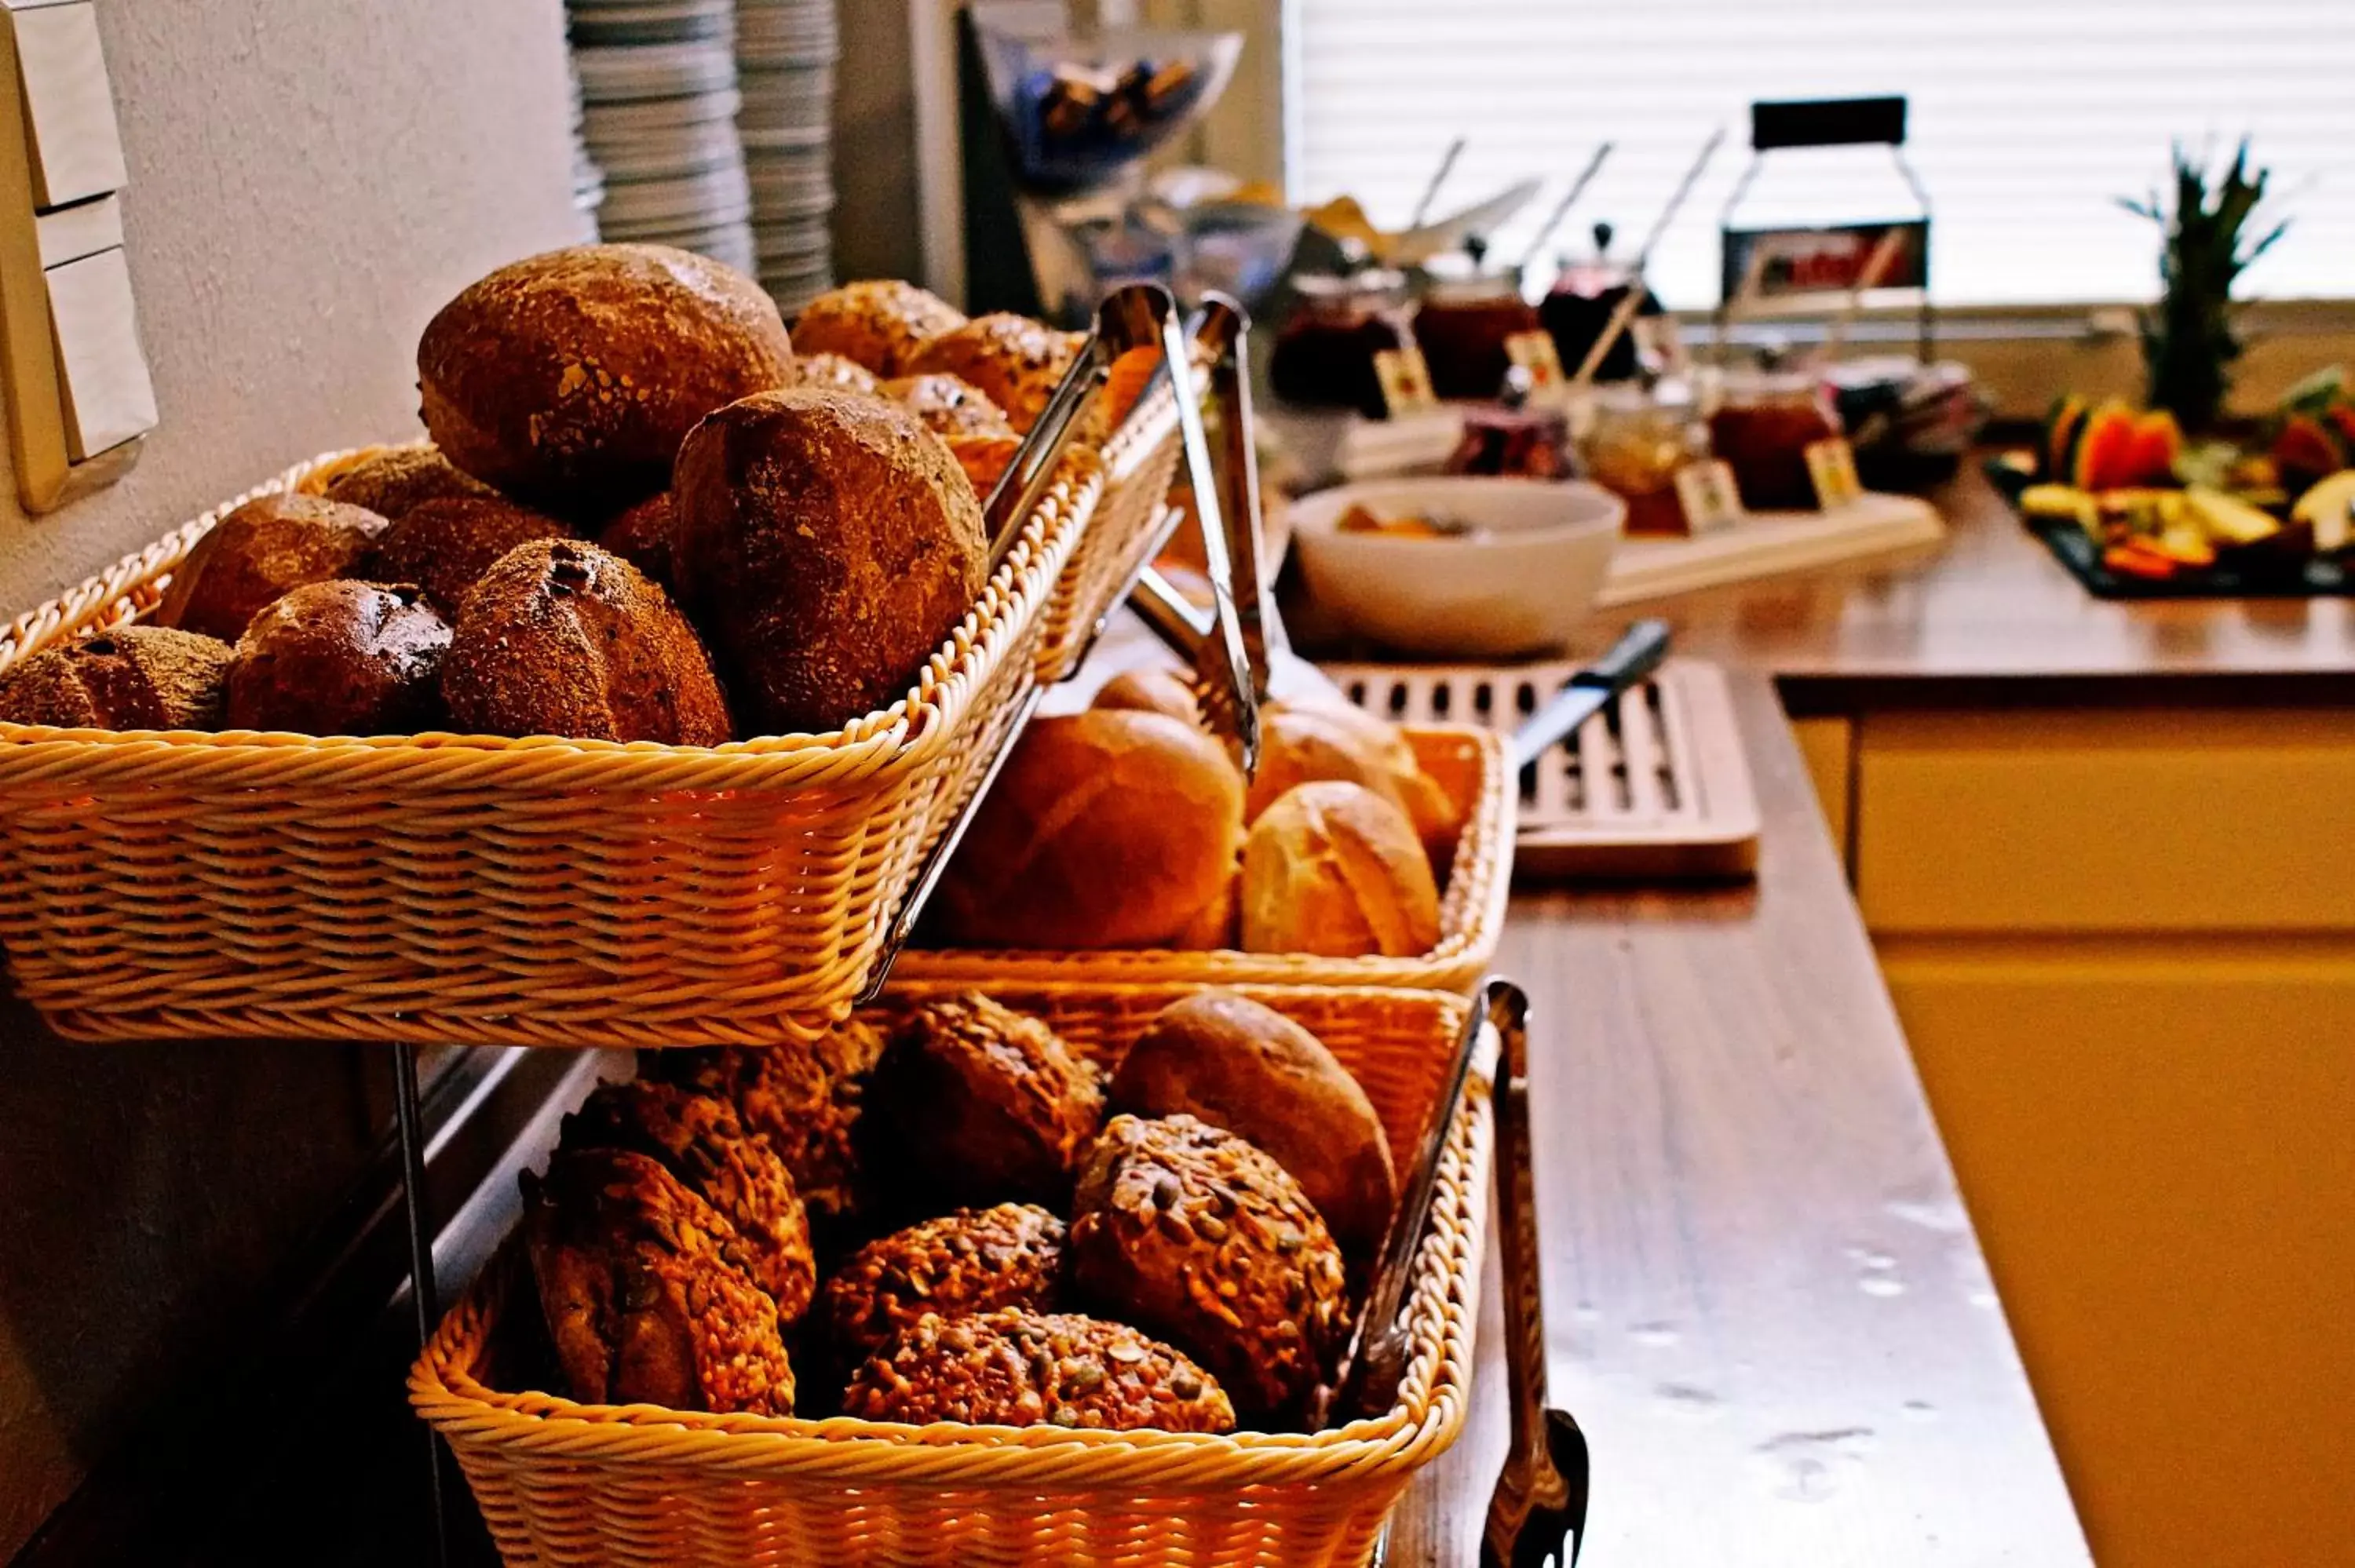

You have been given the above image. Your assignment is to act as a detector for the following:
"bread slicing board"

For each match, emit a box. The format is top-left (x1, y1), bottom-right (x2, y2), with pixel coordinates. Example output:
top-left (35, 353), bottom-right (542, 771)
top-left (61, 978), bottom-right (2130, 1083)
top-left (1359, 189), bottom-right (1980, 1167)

top-left (1323, 657), bottom-right (1761, 881)
top-left (1598, 490), bottom-right (1944, 607)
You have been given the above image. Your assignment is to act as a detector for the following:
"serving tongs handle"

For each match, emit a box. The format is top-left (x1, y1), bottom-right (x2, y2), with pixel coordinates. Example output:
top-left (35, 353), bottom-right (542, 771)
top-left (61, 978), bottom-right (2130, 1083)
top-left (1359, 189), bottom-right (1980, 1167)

top-left (856, 284), bottom-right (1194, 1005)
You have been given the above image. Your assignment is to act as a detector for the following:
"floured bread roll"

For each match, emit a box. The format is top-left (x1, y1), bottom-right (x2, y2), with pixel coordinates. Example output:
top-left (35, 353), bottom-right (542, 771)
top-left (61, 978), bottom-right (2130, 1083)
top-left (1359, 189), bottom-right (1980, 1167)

top-left (1240, 781), bottom-right (1440, 957)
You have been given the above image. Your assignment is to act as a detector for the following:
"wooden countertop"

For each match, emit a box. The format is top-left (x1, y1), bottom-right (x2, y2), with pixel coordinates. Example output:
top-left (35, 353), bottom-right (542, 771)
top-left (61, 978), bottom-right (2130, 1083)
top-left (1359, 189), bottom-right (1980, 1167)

top-left (1385, 670), bottom-right (2090, 1564)
top-left (1616, 463), bottom-right (2355, 703)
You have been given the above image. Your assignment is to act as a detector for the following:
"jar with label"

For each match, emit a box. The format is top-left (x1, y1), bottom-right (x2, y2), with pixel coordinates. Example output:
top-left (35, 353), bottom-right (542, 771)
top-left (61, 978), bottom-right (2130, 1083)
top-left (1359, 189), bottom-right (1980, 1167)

top-left (1269, 270), bottom-right (1415, 419)
top-left (1415, 250), bottom-right (1543, 401)
top-left (1580, 385), bottom-right (1710, 535)
top-left (1708, 370), bottom-right (1840, 511)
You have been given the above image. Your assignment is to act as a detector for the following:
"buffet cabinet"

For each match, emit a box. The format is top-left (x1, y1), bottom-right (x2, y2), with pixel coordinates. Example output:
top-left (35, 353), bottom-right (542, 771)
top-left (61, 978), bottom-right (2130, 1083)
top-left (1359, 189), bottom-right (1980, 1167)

top-left (1792, 706), bottom-right (2355, 1568)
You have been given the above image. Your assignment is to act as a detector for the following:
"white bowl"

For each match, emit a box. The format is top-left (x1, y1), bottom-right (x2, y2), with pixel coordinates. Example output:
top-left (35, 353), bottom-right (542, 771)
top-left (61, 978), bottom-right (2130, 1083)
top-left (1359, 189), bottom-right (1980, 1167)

top-left (1286, 477), bottom-right (1625, 658)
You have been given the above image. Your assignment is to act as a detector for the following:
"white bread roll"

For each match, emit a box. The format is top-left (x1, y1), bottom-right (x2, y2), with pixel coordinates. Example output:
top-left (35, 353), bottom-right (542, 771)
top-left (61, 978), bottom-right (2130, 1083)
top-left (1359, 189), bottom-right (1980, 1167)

top-left (1240, 781), bottom-right (1442, 957)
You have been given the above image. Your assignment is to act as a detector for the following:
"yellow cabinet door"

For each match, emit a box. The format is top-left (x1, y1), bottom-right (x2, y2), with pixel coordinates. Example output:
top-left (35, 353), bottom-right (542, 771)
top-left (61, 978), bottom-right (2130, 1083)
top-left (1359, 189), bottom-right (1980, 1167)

top-left (1882, 938), bottom-right (2355, 1568)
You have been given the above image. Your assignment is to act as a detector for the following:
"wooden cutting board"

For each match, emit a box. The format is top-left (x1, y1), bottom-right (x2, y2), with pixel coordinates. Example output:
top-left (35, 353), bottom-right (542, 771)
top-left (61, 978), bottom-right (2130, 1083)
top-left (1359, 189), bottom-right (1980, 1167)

top-left (1324, 656), bottom-right (1761, 881)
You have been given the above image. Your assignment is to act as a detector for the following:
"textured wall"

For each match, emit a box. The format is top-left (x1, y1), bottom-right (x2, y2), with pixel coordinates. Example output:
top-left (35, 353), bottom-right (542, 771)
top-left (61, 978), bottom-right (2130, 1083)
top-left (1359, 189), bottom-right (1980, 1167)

top-left (0, 1), bottom-right (582, 1555)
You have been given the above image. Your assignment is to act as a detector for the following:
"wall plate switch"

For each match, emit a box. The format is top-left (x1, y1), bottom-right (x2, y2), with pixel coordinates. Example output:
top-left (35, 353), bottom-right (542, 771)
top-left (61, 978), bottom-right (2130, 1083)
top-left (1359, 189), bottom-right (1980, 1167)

top-left (13, 2), bottom-right (125, 209)
top-left (46, 245), bottom-right (152, 459)
top-left (34, 188), bottom-right (116, 266)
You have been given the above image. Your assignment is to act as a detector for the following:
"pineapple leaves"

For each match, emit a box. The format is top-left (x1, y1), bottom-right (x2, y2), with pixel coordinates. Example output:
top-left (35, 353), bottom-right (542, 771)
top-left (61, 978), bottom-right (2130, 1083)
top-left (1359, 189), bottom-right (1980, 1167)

top-left (2121, 136), bottom-right (2291, 432)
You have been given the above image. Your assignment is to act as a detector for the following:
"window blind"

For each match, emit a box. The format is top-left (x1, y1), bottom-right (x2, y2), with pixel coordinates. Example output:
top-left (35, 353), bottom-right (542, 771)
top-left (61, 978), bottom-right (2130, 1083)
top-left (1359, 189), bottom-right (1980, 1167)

top-left (1283, 1), bottom-right (2355, 309)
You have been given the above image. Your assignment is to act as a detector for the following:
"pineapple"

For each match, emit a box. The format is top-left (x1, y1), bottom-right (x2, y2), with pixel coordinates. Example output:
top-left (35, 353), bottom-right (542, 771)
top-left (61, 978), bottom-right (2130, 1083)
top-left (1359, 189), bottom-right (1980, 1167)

top-left (2119, 140), bottom-right (2289, 433)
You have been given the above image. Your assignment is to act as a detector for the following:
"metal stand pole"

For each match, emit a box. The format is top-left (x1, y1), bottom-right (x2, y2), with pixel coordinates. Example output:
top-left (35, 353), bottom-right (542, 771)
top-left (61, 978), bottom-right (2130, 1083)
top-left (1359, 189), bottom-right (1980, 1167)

top-left (393, 1041), bottom-right (451, 1568)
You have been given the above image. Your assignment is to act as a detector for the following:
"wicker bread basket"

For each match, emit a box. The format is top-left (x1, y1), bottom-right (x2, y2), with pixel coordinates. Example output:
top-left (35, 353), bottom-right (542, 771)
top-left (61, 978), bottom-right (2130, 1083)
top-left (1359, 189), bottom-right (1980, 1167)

top-left (0, 445), bottom-right (1101, 1048)
top-left (1035, 381), bottom-right (1185, 682)
top-left (412, 981), bottom-right (1489, 1568)
top-left (894, 726), bottom-right (1514, 995)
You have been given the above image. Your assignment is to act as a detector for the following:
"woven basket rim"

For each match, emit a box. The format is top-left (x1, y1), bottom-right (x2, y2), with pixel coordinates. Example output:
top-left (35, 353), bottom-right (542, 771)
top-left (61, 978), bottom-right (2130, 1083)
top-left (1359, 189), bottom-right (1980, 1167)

top-left (893, 725), bottom-right (1514, 987)
top-left (410, 983), bottom-right (1488, 1487)
top-left (0, 443), bottom-right (1104, 771)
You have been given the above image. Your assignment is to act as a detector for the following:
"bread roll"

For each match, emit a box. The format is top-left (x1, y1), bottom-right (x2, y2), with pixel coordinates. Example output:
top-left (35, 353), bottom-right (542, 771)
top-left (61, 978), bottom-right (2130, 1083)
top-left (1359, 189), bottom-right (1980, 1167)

top-left (792, 350), bottom-right (882, 396)
top-left (417, 243), bottom-right (794, 516)
top-left (882, 373), bottom-right (1013, 438)
top-left (1091, 666), bottom-right (1202, 728)
top-left (155, 494), bottom-right (389, 641)
top-left (594, 490), bottom-right (678, 589)
top-left (364, 495), bottom-right (574, 614)
top-left (442, 538), bottom-right (732, 744)
top-left (225, 581), bottom-right (451, 735)
top-left (1108, 990), bottom-right (1396, 1258)
top-left (1241, 782), bottom-right (1441, 957)
top-left (321, 445), bottom-right (497, 519)
top-left (1248, 700), bottom-right (1460, 856)
top-left (1167, 868), bottom-right (1239, 950)
top-left (902, 313), bottom-right (1083, 432)
top-left (671, 386), bottom-right (986, 735)
top-left (0, 625), bottom-right (232, 731)
top-left (790, 279), bottom-right (966, 376)
top-left (944, 431), bottom-right (1023, 506)
top-left (933, 710), bottom-right (1246, 950)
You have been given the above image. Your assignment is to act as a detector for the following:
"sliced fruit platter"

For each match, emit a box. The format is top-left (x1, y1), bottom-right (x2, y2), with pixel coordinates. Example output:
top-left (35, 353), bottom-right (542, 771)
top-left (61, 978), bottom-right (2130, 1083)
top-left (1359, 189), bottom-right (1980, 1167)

top-left (1988, 373), bottom-right (2355, 596)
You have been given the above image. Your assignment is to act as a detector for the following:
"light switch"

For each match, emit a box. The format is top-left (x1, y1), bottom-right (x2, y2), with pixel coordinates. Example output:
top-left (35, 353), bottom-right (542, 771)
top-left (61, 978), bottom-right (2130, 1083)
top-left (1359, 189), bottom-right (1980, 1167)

top-left (34, 189), bottom-right (117, 266)
top-left (46, 245), bottom-right (155, 459)
top-left (13, 2), bottom-right (126, 209)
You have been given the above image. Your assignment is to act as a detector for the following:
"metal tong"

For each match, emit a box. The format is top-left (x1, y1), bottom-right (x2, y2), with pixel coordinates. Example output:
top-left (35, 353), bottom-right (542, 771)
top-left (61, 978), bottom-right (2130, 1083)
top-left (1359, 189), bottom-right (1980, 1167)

top-left (856, 282), bottom-right (1247, 1001)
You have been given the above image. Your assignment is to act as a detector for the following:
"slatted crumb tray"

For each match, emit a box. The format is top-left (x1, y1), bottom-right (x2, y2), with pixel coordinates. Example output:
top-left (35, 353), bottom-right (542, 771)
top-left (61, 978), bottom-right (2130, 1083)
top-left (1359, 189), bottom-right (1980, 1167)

top-left (1324, 657), bottom-right (1762, 881)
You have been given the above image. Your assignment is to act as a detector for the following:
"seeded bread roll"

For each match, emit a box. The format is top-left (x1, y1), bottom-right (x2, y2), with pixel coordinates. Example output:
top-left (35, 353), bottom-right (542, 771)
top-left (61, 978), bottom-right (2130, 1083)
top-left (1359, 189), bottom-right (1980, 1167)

top-left (560, 1079), bottom-right (817, 1323)
top-left (524, 1147), bottom-right (795, 1414)
top-left (442, 538), bottom-right (732, 745)
top-left (882, 373), bottom-right (1014, 439)
top-left (1070, 1113), bottom-right (1349, 1423)
top-left (364, 495), bottom-right (574, 615)
top-left (0, 625), bottom-right (232, 731)
top-left (823, 1203), bottom-right (1066, 1365)
top-left (671, 386), bottom-right (986, 735)
top-left (417, 243), bottom-right (794, 516)
top-left (793, 351), bottom-right (882, 396)
top-left (155, 494), bottom-right (390, 641)
top-left (321, 445), bottom-right (498, 519)
top-left (1241, 782), bottom-right (1441, 958)
top-left (790, 279), bottom-right (966, 377)
top-left (595, 491), bottom-right (678, 589)
top-left (225, 581), bottom-right (451, 735)
top-left (902, 313), bottom-right (1083, 432)
top-left (843, 1308), bottom-right (1233, 1433)
top-left (639, 1017), bottom-right (887, 1239)
top-left (867, 994), bottom-right (1104, 1212)
top-left (933, 710), bottom-right (1246, 950)
top-left (1109, 991), bottom-right (1396, 1260)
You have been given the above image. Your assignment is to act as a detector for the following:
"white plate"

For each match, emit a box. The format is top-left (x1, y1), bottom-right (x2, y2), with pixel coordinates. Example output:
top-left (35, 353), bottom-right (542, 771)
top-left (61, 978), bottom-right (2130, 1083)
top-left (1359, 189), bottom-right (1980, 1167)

top-left (580, 87), bottom-right (743, 133)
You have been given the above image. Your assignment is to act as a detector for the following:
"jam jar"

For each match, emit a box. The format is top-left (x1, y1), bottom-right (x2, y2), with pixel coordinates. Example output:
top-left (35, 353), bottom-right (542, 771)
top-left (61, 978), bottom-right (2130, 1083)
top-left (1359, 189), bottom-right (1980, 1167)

top-left (1707, 370), bottom-right (1841, 511)
top-left (1580, 385), bottom-right (1710, 535)
top-left (1538, 223), bottom-right (1658, 385)
top-left (1414, 264), bottom-right (1542, 402)
top-left (1269, 270), bottom-right (1415, 418)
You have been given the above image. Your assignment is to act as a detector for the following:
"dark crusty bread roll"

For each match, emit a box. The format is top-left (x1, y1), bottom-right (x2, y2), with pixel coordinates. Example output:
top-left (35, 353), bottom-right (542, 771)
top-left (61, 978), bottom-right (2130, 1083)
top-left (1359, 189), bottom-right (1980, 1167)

top-left (364, 494), bottom-right (574, 614)
top-left (417, 243), bottom-right (794, 517)
top-left (793, 351), bottom-right (882, 396)
top-left (933, 710), bottom-right (1245, 950)
top-left (1241, 782), bottom-right (1441, 957)
top-left (1068, 1113), bottom-right (1349, 1423)
top-left (867, 993), bottom-right (1106, 1212)
top-left (524, 1147), bottom-right (795, 1414)
top-left (441, 538), bottom-right (732, 745)
top-left (0, 625), bottom-right (233, 731)
top-left (225, 581), bottom-right (451, 735)
top-left (790, 279), bottom-right (966, 377)
top-left (882, 373), bottom-right (1014, 438)
top-left (1108, 990), bottom-right (1397, 1259)
top-left (943, 432), bottom-right (1023, 509)
top-left (671, 386), bottom-right (986, 736)
top-left (560, 1079), bottom-right (817, 1324)
top-left (155, 494), bottom-right (390, 641)
top-left (594, 490), bottom-right (677, 589)
top-left (320, 444), bottom-right (497, 519)
top-left (901, 313), bottom-right (1083, 432)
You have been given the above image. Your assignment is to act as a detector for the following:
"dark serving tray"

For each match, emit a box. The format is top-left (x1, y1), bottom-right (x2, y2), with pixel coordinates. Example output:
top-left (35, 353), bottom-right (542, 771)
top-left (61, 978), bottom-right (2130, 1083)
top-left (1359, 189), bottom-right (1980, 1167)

top-left (1986, 458), bottom-right (2354, 600)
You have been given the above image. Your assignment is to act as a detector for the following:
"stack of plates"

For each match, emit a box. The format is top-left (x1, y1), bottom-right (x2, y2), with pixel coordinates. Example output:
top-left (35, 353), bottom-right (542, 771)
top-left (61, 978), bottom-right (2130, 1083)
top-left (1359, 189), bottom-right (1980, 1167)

top-left (736, 0), bottom-right (838, 312)
top-left (567, 0), bottom-right (758, 277)
top-left (564, 55), bottom-right (604, 236)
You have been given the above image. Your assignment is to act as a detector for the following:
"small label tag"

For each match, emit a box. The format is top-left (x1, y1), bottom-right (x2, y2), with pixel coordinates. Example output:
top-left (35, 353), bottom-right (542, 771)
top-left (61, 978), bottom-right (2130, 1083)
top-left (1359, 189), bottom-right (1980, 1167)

top-left (1503, 330), bottom-right (1565, 388)
top-left (1806, 436), bottom-right (1864, 510)
top-left (1674, 459), bottom-right (1746, 534)
top-left (1374, 345), bottom-right (1438, 415)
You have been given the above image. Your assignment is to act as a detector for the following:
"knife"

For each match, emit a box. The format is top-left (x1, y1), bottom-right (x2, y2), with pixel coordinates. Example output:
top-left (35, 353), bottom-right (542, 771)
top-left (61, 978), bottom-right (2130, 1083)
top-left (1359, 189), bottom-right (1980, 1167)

top-left (1509, 618), bottom-right (1673, 772)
